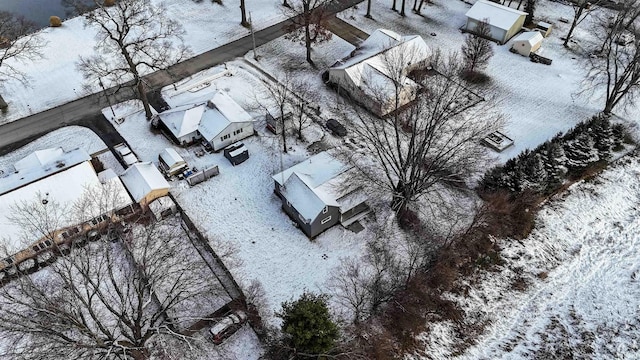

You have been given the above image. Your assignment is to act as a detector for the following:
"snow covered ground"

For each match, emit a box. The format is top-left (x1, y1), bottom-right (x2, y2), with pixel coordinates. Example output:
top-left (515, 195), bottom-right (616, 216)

top-left (415, 153), bottom-right (640, 359)
top-left (0, 0), bottom-right (285, 125)
top-left (339, 0), bottom-right (637, 162)
top-left (102, 64), bottom-right (372, 329)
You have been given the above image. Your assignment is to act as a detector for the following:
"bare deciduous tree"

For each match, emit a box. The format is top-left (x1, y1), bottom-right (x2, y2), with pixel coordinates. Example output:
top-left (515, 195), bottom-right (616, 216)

top-left (283, 0), bottom-right (333, 66)
top-left (461, 19), bottom-right (494, 75)
top-left (240, 0), bottom-right (249, 27)
top-left (596, 0), bottom-right (640, 53)
top-left (584, 29), bottom-right (640, 114)
top-left (0, 191), bottom-right (225, 360)
top-left (290, 79), bottom-right (313, 141)
top-left (341, 50), bottom-right (502, 215)
top-left (563, 0), bottom-right (601, 48)
top-left (0, 11), bottom-right (45, 109)
top-left (77, 0), bottom-right (190, 120)
top-left (260, 74), bottom-right (294, 153)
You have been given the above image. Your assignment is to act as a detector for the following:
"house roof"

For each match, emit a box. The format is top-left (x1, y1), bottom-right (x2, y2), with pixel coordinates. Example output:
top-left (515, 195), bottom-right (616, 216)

top-left (198, 91), bottom-right (253, 141)
top-left (120, 162), bottom-right (169, 203)
top-left (272, 152), bottom-right (353, 221)
top-left (465, 0), bottom-right (527, 31)
top-left (0, 147), bottom-right (91, 196)
top-left (159, 148), bottom-right (185, 167)
top-left (0, 161), bottom-right (132, 254)
top-left (512, 31), bottom-right (543, 46)
top-left (330, 29), bottom-right (428, 103)
top-left (158, 103), bottom-right (205, 139)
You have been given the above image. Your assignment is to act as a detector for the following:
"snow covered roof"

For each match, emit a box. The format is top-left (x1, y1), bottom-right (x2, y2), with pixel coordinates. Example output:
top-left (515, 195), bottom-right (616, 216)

top-left (330, 29), bottom-right (428, 102)
top-left (120, 162), bottom-right (169, 203)
top-left (0, 147), bottom-right (91, 196)
top-left (272, 152), bottom-right (353, 221)
top-left (158, 103), bottom-right (205, 138)
top-left (512, 31), bottom-right (543, 45)
top-left (159, 148), bottom-right (185, 167)
top-left (198, 91), bottom-right (253, 141)
top-left (0, 161), bottom-right (132, 254)
top-left (465, 0), bottom-right (527, 31)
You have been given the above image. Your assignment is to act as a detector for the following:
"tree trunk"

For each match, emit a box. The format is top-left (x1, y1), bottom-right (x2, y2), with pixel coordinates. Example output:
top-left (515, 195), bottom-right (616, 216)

top-left (365, 0), bottom-right (373, 18)
top-left (280, 106), bottom-right (288, 153)
top-left (517, 0), bottom-right (524, 10)
top-left (0, 94), bottom-right (7, 109)
top-left (392, 0), bottom-right (397, 11)
top-left (564, 5), bottom-right (583, 47)
top-left (400, 0), bottom-right (406, 16)
top-left (283, 0), bottom-right (290, 7)
top-left (240, 0), bottom-right (249, 27)
top-left (416, 0), bottom-right (426, 14)
top-left (304, 3), bottom-right (314, 66)
top-left (137, 80), bottom-right (153, 120)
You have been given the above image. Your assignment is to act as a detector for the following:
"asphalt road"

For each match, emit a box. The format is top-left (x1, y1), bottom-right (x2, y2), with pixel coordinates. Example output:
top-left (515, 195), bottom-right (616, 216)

top-left (0, 0), bottom-right (363, 156)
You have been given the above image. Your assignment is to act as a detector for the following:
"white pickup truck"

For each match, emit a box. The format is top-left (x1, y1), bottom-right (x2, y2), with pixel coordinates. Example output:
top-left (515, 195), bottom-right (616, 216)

top-left (114, 143), bottom-right (139, 167)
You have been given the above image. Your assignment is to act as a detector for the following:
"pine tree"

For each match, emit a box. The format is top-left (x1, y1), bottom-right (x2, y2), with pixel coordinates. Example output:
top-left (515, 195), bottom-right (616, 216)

top-left (277, 292), bottom-right (339, 356)
top-left (522, 153), bottom-right (547, 191)
top-left (564, 132), bottom-right (599, 174)
top-left (589, 115), bottom-right (613, 160)
top-left (540, 141), bottom-right (566, 193)
top-left (611, 123), bottom-right (626, 151)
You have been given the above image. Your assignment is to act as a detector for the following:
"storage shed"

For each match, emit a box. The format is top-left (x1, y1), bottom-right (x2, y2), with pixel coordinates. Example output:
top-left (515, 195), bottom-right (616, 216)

top-left (158, 148), bottom-right (187, 176)
top-left (511, 31), bottom-right (543, 56)
top-left (120, 162), bottom-right (170, 209)
top-left (464, 0), bottom-right (528, 44)
top-left (223, 142), bottom-right (249, 166)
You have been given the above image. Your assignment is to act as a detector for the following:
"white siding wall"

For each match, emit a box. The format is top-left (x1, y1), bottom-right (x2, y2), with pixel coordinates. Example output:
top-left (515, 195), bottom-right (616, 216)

top-left (209, 122), bottom-right (254, 151)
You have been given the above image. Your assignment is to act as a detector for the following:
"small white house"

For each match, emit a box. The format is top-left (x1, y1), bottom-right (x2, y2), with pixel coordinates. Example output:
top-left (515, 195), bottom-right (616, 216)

top-left (464, 0), bottom-right (528, 44)
top-left (158, 148), bottom-right (187, 176)
top-left (157, 91), bottom-right (254, 150)
top-left (328, 29), bottom-right (430, 117)
top-left (511, 31), bottom-right (543, 56)
top-left (198, 91), bottom-right (254, 151)
top-left (120, 162), bottom-right (170, 208)
top-left (157, 104), bottom-right (205, 146)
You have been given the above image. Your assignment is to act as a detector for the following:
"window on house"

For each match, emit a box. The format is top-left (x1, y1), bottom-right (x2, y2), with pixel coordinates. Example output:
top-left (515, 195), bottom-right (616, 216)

top-left (286, 200), bottom-right (291, 207)
top-left (321, 216), bottom-right (332, 224)
top-left (298, 214), bottom-right (307, 224)
top-left (322, 206), bottom-right (328, 214)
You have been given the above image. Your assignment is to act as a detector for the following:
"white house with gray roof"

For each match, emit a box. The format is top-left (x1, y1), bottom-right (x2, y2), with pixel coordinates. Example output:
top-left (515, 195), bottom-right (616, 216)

top-left (328, 29), bottom-right (430, 117)
top-left (157, 90), bottom-right (254, 150)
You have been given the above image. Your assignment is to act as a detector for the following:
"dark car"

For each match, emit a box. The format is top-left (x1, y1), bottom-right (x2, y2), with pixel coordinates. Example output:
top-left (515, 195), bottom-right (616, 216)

top-left (326, 118), bottom-right (347, 137)
top-left (210, 310), bottom-right (248, 344)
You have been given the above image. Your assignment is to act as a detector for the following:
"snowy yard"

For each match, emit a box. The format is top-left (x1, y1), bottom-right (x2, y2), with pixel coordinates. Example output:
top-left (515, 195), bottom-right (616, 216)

top-left (0, 0), bottom-right (285, 125)
top-left (414, 153), bottom-right (640, 359)
top-left (101, 64), bottom-right (372, 329)
top-left (338, 0), bottom-right (638, 162)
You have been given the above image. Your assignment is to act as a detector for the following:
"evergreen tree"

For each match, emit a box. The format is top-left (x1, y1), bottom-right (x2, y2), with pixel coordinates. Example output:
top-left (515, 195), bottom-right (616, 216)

top-left (589, 115), bottom-right (613, 160)
top-left (564, 132), bottom-right (599, 174)
top-left (540, 141), bottom-right (566, 193)
top-left (611, 123), bottom-right (626, 151)
top-left (522, 153), bottom-right (547, 191)
top-left (277, 292), bottom-right (339, 357)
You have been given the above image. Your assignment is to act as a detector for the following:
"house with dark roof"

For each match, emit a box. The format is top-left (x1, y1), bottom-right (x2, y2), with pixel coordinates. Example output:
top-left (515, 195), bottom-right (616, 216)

top-left (272, 152), bottom-right (369, 238)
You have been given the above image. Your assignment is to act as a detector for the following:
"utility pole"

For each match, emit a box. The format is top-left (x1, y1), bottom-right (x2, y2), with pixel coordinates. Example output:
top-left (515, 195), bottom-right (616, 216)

top-left (249, 12), bottom-right (258, 60)
top-left (99, 78), bottom-right (117, 120)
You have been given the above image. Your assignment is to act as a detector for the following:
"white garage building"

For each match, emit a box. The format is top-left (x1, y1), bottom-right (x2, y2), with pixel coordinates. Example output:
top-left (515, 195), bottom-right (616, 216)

top-left (464, 0), bottom-right (527, 44)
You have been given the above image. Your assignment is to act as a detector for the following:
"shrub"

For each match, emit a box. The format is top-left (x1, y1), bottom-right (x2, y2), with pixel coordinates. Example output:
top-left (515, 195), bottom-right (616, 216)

top-left (49, 16), bottom-right (62, 27)
top-left (276, 292), bottom-right (339, 356)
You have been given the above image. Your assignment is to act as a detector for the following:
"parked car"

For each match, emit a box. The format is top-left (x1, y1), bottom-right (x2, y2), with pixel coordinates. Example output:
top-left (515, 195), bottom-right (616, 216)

top-left (210, 310), bottom-right (248, 344)
top-left (114, 143), bottom-right (139, 166)
top-left (326, 118), bottom-right (347, 137)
